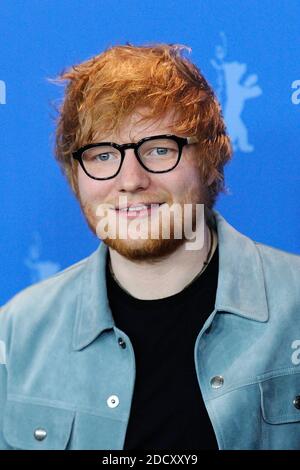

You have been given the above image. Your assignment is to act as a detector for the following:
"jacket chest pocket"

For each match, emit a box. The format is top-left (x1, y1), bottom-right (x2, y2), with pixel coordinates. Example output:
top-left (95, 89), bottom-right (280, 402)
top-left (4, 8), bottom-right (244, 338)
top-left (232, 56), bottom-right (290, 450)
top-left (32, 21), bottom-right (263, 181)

top-left (3, 400), bottom-right (75, 450)
top-left (260, 372), bottom-right (300, 425)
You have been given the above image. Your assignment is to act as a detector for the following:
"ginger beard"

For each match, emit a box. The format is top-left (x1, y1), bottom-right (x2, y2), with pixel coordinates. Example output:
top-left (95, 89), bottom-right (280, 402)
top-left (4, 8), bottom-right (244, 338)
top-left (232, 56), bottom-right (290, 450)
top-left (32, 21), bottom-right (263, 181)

top-left (78, 185), bottom-right (207, 262)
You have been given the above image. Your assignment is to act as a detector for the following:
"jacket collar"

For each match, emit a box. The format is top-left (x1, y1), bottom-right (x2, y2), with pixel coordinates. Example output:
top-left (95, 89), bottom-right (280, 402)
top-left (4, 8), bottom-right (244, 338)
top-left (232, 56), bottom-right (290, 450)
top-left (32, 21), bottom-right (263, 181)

top-left (72, 241), bottom-right (114, 351)
top-left (73, 210), bottom-right (269, 350)
top-left (213, 210), bottom-right (268, 323)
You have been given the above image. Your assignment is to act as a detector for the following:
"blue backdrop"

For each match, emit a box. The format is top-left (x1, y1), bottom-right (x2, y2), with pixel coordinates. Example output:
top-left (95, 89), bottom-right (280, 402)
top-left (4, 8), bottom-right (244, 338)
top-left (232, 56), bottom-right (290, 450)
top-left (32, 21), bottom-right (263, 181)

top-left (0, 0), bottom-right (299, 305)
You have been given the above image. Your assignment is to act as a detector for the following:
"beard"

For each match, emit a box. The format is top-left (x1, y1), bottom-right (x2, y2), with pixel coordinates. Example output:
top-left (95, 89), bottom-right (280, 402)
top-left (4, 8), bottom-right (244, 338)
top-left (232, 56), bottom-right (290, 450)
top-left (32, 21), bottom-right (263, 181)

top-left (78, 186), bottom-right (208, 262)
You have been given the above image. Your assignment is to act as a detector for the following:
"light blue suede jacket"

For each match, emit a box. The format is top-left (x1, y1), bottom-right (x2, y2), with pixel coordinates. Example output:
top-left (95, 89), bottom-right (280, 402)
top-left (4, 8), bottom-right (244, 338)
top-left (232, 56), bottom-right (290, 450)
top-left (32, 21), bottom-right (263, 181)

top-left (1, 210), bottom-right (300, 450)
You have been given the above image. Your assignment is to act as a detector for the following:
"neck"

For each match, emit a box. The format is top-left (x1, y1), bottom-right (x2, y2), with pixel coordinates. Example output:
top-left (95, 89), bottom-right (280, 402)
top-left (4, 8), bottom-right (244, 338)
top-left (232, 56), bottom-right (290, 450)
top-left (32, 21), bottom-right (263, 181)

top-left (108, 222), bottom-right (215, 300)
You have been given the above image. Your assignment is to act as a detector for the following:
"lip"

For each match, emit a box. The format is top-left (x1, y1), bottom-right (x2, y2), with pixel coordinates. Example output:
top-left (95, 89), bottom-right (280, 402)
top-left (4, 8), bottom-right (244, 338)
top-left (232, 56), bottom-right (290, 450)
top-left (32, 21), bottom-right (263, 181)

top-left (113, 202), bottom-right (165, 218)
top-left (114, 202), bottom-right (164, 211)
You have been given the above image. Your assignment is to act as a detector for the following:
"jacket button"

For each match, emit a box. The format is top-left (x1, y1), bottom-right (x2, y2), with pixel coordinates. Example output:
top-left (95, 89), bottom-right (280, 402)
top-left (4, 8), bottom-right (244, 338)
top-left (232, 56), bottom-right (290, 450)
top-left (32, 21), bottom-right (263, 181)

top-left (118, 337), bottom-right (126, 349)
top-left (107, 395), bottom-right (119, 408)
top-left (34, 428), bottom-right (47, 441)
top-left (293, 396), bottom-right (300, 409)
top-left (210, 375), bottom-right (224, 389)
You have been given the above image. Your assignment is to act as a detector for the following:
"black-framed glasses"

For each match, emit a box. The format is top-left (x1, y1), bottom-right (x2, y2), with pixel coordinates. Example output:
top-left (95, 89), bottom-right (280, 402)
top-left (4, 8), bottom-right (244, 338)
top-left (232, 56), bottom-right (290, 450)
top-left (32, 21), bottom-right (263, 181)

top-left (72, 134), bottom-right (199, 180)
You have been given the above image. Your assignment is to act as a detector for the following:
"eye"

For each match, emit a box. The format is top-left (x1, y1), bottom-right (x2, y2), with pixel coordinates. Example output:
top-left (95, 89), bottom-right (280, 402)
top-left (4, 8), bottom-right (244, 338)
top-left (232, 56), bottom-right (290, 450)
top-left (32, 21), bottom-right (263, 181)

top-left (95, 153), bottom-right (113, 162)
top-left (82, 147), bottom-right (120, 163)
top-left (153, 147), bottom-right (169, 156)
top-left (143, 146), bottom-right (176, 158)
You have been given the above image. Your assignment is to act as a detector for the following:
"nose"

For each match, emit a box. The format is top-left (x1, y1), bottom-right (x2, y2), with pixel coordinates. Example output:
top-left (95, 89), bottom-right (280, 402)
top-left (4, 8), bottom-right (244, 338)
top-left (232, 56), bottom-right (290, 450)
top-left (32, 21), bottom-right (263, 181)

top-left (115, 148), bottom-right (151, 193)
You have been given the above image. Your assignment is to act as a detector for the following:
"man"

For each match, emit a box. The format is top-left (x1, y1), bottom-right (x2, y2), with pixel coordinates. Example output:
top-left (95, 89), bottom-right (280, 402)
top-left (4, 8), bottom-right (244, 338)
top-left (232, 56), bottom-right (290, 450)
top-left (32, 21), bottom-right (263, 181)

top-left (1, 43), bottom-right (300, 450)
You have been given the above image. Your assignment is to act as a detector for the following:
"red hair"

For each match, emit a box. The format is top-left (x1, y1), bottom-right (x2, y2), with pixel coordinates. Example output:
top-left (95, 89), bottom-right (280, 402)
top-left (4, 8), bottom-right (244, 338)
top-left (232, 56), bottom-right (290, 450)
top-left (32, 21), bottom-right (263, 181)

top-left (52, 43), bottom-right (232, 207)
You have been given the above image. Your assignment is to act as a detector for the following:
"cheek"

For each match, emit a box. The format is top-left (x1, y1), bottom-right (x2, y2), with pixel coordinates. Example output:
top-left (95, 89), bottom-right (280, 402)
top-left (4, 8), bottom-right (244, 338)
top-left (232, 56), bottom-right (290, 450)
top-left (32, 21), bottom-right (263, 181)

top-left (170, 168), bottom-right (202, 198)
top-left (77, 169), bottom-right (112, 202)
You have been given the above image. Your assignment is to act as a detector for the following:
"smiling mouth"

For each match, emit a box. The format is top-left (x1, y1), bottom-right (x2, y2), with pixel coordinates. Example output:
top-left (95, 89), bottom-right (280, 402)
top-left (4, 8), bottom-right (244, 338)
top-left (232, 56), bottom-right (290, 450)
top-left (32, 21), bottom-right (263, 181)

top-left (114, 203), bottom-right (165, 217)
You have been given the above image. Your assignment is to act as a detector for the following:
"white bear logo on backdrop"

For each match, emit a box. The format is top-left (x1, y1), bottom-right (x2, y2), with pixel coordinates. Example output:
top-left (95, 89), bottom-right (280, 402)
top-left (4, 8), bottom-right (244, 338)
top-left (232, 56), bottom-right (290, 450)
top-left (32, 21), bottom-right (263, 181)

top-left (24, 232), bottom-right (61, 283)
top-left (211, 32), bottom-right (262, 153)
top-left (0, 79), bottom-right (6, 105)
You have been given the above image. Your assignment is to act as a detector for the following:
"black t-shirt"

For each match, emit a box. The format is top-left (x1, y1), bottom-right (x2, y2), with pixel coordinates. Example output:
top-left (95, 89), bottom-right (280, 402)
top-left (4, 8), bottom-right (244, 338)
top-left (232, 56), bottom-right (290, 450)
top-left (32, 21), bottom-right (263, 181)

top-left (106, 247), bottom-right (219, 450)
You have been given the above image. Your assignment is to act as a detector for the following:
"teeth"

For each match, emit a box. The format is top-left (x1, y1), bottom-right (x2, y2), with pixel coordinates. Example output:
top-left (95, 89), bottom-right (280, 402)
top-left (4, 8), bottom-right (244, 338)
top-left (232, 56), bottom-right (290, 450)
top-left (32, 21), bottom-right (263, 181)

top-left (118, 203), bottom-right (163, 212)
top-left (120, 205), bottom-right (149, 212)
top-left (129, 205), bottom-right (148, 211)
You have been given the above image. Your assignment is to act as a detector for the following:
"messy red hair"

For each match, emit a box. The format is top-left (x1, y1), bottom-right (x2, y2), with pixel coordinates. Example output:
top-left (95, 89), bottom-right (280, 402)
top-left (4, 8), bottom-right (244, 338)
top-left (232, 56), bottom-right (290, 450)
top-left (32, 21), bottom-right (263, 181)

top-left (52, 43), bottom-right (232, 208)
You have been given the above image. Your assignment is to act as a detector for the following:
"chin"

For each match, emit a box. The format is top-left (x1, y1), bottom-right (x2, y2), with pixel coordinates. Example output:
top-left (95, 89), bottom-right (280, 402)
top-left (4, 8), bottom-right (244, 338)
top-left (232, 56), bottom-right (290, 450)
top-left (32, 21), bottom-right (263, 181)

top-left (102, 236), bottom-right (185, 261)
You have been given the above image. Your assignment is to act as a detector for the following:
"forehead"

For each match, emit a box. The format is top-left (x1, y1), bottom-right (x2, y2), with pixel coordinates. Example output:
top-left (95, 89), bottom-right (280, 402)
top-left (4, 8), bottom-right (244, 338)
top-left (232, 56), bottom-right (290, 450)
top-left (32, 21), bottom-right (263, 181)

top-left (94, 107), bottom-right (179, 143)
